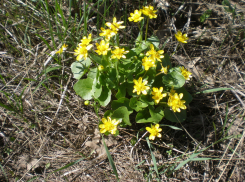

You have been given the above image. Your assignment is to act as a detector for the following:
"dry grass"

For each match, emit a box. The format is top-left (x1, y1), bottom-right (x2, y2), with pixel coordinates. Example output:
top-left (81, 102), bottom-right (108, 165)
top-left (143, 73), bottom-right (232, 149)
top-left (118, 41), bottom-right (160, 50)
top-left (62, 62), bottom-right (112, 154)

top-left (0, 0), bottom-right (245, 181)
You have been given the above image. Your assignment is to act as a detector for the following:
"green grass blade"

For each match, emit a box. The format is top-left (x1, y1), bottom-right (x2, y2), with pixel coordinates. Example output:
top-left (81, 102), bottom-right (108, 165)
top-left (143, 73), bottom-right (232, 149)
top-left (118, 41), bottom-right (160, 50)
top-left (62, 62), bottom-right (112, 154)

top-left (146, 138), bottom-right (159, 177)
top-left (102, 135), bottom-right (119, 181)
top-left (53, 157), bottom-right (85, 173)
top-left (195, 87), bottom-right (233, 94)
top-left (35, 33), bottom-right (52, 50)
top-left (0, 162), bottom-right (8, 182)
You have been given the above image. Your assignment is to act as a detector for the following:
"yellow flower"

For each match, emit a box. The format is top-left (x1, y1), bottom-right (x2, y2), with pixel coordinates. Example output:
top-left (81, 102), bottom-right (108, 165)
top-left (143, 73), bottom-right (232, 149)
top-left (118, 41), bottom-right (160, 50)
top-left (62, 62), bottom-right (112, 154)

top-left (168, 93), bottom-right (186, 112)
top-left (141, 6), bottom-right (157, 19)
top-left (160, 65), bottom-right (168, 74)
top-left (74, 44), bottom-right (93, 61)
top-left (146, 44), bottom-right (164, 61)
top-left (56, 44), bottom-right (68, 54)
top-left (128, 10), bottom-right (144, 22)
top-left (111, 47), bottom-right (129, 59)
top-left (133, 77), bottom-right (150, 95)
top-left (99, 27), bottom-right (117, 41)
top-left (142, 56), bottom-right (156, 71)
top-left (146, 124), bottom-right (162, 140)
top-left (151, 87), bottom-right (167, 104)
top-left (98, 65), bottom-right (104, 71)
top-left (95, 40), bottom-right (111, 55)
top-left (99, 116), bottom-right (121, 134)
top-left (78, 34), bottom-right (92, 46)
top-left (106, 17), bottom-right (125, 31)
top-left (175, 31), bottom-right (189, 43)
top-left (180, 66), bottom-right (192, 80)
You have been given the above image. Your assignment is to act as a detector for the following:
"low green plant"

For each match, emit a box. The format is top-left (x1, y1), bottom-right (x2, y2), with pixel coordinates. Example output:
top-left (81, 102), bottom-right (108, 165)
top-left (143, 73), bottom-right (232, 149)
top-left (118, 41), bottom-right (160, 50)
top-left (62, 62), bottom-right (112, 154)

top-left (57, 5), bottom-right (193, 139)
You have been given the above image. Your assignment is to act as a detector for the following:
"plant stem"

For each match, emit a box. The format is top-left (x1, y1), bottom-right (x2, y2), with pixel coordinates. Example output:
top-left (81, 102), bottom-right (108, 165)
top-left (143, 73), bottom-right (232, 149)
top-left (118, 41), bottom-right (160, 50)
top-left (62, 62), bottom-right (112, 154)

top-left (145, 17), bottom-right (149, 41)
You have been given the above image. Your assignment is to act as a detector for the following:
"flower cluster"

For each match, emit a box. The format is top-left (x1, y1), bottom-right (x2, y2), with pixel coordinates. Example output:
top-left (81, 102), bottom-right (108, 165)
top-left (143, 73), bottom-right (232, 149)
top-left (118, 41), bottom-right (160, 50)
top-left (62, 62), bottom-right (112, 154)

top-left (128, 5), bottom-right (157, 22)
top-left (66, 5), bottom-right (193, 140)
top-left (141, 44), bottom-right (164, 71)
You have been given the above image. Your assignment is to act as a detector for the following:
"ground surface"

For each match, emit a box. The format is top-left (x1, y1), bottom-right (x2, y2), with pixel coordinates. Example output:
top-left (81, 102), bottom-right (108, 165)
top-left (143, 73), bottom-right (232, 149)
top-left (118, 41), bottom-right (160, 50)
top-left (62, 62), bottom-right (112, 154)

top-left (0, 0), bottom-right (245, 181)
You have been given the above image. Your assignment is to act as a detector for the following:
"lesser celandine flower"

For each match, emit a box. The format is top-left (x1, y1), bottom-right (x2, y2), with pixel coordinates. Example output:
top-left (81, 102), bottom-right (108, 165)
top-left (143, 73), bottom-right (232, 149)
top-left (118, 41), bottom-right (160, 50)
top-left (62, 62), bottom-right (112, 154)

top-left (175, 31), bottom-right (189, 43)
top-left (141, 5), bottom-right (157, 19)
top-left (146, 124), bottom-right (162, 140)
top-left (111, 47), bottom-right (129, 59)
top-left (128, 10), bottom-right (144, 22)
top-left (168, 93), bottom-right (186, 112)
top-left (133, 77), bottom-right (150, 95)
top-left (74, 44), bottom-right (93, 61)
top-left (106, 17), bottom-right (125, 31)
top-left (99, 116), bottom-right (121, 134)
top-left (99, 27), bottom-right (117, 41)
top-left (142, 56), bottom-right (156, 71)
top-left (151, 87), bottom-right (167, 104)
top-left (146, 44), bottom-right (164, 61)
top-left (180, 66), bottom-right (192, 80)
top-left (79, 34), bottom-right (92, 46)
top-left (95, 40), bottom-right (111, 55)
top-left (56, 44), bottom-right (68, 54)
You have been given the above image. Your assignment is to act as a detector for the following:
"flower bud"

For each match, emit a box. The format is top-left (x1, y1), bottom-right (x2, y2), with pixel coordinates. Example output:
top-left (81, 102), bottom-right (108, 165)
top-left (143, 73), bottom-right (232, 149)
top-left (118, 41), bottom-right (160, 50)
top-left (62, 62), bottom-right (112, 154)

top-left (98, 65), bottom-right (104, 71)
top-left (84, 100), bottom-right (90, 105)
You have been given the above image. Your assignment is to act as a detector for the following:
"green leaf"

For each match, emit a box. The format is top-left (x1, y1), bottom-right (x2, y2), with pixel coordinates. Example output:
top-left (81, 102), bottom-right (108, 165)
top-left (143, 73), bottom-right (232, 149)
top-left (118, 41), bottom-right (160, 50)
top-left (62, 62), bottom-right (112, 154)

top-left (164, 108), bottom-right (186, 123)
top-left (93, 81), bottom-right (102, 99)
top-left (74, 78), bottom-right (94, 100)
top-left (147, 35), bottom-right (160, 48)
top-left (149, 106), bottom-right (164, 123)
top-left (107, 68), bottom-right (118, 89)
top-left (87, 67), bottom-right (98, 79)
top-left (97, 86), bottom-right (111, 107)
top-left (200, 9), bottom-right (212, 23)
top-left (140, 40), bottom-right (151, 50)
top-left (71, 59), bottom-right (91, 79)
top-left (176, 87), bottom-right (193, 105)
top-left (162, 67), bottom-right (185, 89)
top-left (144, 67), bottom-right (156, 85)
top-left (136, 108), bottom-right (154, 123)
top-left (116, 82), bottom-right (127, 99)
top-left (161, 53), bottom-right (171, 68)
top-left (104, 110), bottom-right (113, 118)
top-left (131, 47), bottom-right (144, 55)
top-left (135, 32), bottom-right (143, 46)
top-left (111, 106), bottom-right (131, 126)
top-left (140, 94), bottom-right (154, 106)
top-left (89, 53), bottom-right (102, 65)
top-left (129, 97), bottom-right (148, 112)
top-left (112, 97), bottom-right (133, 114)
